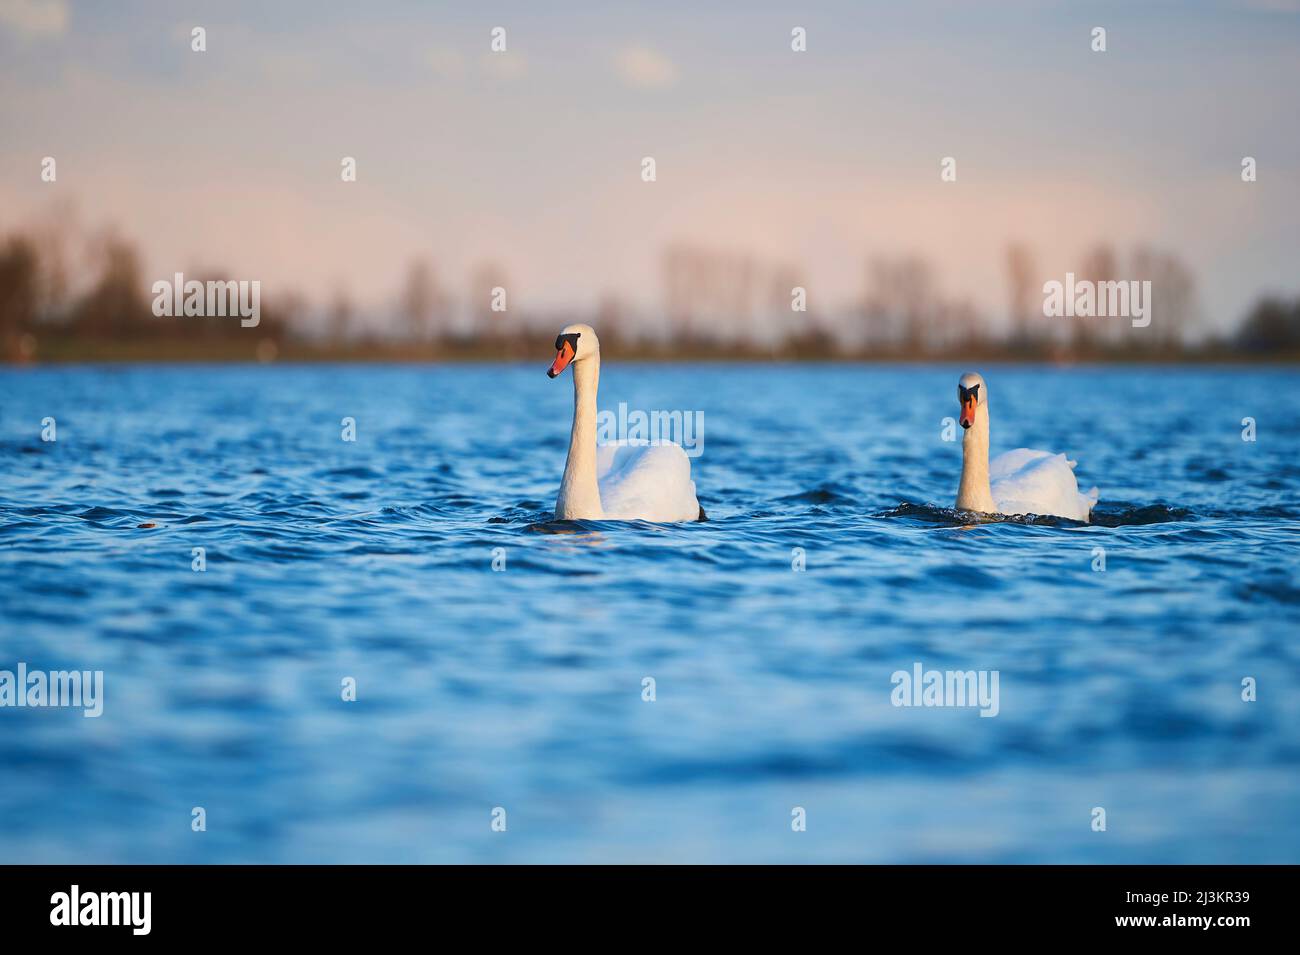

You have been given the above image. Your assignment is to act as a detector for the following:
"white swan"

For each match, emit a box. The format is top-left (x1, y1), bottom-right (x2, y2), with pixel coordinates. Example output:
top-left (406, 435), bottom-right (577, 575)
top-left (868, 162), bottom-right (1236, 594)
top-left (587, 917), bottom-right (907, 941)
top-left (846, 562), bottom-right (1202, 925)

top-left (955, 372), bottom-right (1099, 522)
top-left (547, 323), bottom-right (703, 522)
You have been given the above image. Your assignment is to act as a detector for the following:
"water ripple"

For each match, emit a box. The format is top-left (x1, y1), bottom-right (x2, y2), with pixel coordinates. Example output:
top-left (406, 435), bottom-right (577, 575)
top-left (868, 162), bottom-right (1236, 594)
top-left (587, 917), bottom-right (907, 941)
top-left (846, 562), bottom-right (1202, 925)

top-left (1, 363), bottom-right (1297, 863)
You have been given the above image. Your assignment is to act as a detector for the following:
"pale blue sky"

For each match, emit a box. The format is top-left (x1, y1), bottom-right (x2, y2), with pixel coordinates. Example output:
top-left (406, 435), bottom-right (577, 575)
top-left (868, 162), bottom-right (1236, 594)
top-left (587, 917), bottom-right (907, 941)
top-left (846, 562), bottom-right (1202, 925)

top-left (2, 0), bottom-right (1297, 331)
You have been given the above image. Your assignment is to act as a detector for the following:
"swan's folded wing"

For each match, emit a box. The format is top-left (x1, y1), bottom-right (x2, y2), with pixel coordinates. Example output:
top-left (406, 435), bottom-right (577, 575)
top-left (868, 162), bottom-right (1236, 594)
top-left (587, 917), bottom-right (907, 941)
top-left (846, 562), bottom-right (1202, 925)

top-left (595, 443), bottom-right (622, 482)
top-left (597, 441), bottom-right (700, 522)
top-left (988, 447), bottom-right (1057, 482)
top-left (990, 448), bottom-right (1093, 521)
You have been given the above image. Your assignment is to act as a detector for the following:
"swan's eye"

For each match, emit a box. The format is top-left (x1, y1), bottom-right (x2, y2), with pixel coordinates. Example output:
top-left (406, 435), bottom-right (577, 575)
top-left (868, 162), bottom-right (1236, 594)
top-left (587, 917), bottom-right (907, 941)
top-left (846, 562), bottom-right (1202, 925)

top-left (555, 332), bottom-right (581, 352)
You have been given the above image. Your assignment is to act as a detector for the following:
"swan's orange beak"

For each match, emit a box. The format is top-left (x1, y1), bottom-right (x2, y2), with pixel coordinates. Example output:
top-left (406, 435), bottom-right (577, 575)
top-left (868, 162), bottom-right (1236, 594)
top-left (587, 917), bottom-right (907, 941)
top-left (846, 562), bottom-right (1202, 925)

top-left (959, 396), bottom-right (977, 429)
top-left (547, 340), bottom-right (576, 378)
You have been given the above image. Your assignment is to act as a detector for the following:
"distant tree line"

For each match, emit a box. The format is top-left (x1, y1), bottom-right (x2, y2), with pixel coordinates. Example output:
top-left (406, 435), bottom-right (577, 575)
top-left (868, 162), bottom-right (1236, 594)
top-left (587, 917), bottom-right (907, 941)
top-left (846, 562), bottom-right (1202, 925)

top-left (2, 214), bottom-right (1297, 362)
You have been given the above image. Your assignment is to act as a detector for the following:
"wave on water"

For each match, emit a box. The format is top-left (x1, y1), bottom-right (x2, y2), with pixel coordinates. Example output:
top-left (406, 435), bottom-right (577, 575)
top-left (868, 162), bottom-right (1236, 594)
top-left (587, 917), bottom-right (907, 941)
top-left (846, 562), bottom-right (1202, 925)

top-left (1088, 502), bottom-right (1196, 527)
top-left (4, 363), bottom-right (1298, 864)
top-left (776, 483), bottom-right (858, 506)
top-left (877, 501), bottom-right (1195, 528)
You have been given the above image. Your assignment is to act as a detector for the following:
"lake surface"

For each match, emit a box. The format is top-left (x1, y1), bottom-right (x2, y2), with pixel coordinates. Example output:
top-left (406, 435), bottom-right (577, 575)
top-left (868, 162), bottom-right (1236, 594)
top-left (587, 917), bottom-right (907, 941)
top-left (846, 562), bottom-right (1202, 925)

top-left (1, 363), bottom-right (1297, 863)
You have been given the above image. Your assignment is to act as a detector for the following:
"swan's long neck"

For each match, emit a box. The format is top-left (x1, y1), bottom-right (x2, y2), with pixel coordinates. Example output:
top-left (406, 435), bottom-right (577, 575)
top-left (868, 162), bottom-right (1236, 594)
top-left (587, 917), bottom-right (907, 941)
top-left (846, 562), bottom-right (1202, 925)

top-left (556, 354), bottom-right (605, 519)
top-left (956, 404), bottom-right (998, 514)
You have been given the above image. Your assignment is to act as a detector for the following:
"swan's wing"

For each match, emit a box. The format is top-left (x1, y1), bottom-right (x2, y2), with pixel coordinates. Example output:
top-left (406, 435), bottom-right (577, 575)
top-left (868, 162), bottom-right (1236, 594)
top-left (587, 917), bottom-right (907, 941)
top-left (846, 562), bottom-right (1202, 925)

top-left (595, 443), bottom-right (622, 481)
top-left (597, 441), bottom-right (701, 522)
top-left (988, 447), bottom-right (1055, 482)
top-left (990, 448), bottom-right (1097, 521)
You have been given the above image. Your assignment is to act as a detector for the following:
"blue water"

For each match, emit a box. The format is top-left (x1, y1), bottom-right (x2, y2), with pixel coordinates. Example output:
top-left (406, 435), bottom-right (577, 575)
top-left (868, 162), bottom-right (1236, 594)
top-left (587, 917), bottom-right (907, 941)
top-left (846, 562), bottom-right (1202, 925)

top-left (1, 363), bottom-right (1297, 863)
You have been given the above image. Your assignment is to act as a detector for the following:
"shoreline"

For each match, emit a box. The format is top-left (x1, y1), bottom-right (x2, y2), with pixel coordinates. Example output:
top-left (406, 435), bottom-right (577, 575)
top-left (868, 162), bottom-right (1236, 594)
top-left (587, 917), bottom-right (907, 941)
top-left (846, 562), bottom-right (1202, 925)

top-left (6, 339), bottom-right (1299, 366)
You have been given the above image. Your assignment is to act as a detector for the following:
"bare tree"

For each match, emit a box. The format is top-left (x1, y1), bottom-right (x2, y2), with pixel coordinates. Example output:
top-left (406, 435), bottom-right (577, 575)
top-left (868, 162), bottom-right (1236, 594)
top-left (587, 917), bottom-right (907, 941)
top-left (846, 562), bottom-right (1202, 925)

top-left (1077, 244), bottom-right (1118, 351)
top-left (0, 236), bottom-right (39, 355)
top-left (1006, 243), bottom-right (1038, 347)
top-left (1132, 246), bottom-right (1197, 348)
top-left (399, 259), bottom-right (437, 341)
top-left (859, 255), bottom-right (937, 352)
top-left (72, 231), bottom-right (145, 338)
top-left (328, 288), bottom-right (354, 343)
top-left (469, 262), bottom-right (509, 341)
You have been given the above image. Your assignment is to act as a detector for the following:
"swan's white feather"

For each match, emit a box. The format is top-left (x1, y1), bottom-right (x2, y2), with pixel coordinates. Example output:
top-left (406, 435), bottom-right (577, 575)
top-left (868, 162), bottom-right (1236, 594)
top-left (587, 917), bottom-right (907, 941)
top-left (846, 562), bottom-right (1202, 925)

top-left (595, 441), bottom-right (700, 522)
top-left (989, 448), bottom-right (1099, 522)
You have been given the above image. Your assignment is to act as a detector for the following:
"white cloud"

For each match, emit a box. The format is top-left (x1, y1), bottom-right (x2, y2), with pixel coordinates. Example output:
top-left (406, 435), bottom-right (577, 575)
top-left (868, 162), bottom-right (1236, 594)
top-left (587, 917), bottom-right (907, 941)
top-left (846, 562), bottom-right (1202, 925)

top-left (426, 48), bottom-right (466, 80)
top-left (612, 45), bottom-right (677, 90)
top-left (0, 0), bottom-right (68, 39)
top-left (481, 51), bottom-right (526, 81)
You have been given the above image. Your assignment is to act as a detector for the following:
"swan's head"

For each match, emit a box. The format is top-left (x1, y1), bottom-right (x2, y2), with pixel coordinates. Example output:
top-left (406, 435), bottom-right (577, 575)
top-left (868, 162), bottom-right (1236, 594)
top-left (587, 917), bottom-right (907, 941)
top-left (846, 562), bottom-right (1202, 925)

top-left (547, 323), bottom-right (599, 378)
top-left (957, 372), bottom-right (987, 429)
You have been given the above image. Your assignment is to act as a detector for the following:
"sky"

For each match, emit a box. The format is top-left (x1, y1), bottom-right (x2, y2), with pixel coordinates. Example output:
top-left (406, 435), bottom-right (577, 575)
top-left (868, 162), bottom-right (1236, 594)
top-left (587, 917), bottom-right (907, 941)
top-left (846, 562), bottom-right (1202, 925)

top-left (1, 0), bottom-right (1298, 333)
